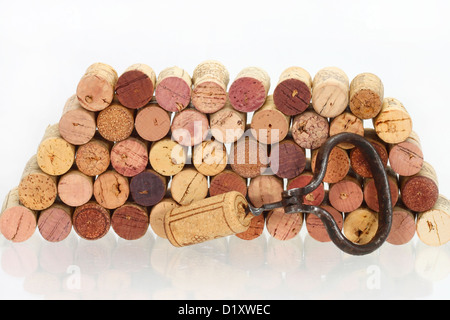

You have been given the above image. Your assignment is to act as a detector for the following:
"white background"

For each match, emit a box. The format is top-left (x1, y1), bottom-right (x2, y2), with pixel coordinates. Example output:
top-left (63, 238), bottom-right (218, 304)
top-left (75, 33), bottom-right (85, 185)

top-left (0, 0), bottom-right (449, 300)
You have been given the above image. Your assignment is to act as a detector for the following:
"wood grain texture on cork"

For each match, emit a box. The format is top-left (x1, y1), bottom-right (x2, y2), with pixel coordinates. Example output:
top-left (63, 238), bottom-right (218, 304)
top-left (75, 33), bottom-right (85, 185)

top-left (328, 174), bottom-right (363, 213)
top-left (387, 204), bottom-right (416, 246)
top-left (93, 170), bottom-right (130, 210)
top-left (250, 95), bottom-right (291, 144)
top-left (171, 108), bottom-right (210, 147)
top-left (248, 175), bottom-right (284, 208)
top-left (193, 139), bottom-right (228, 177)
top-left (266, 208), bottom-right (303, 241)
top-left (111, 203), bottom-right (149, 240)
top-left (287, 172), bottom-right (325, 206)
top-left (306, 204), bottom-right (343, 243)
top-left (155, 66), bottom-right (192, 112)
top-left (164, 191), bottom-right (252, 247)
top-left (229, 66), bottom-right (271, 112)
top-left (235, 214), bottom-right (265, 241)
top-left (416, 195), bottom-right (450, 247)
top-left (291, 108), bottom-right (329, 150)
top-left (97, 102), bottom-right (135, 142)
top-left (364, 167), bottom-right (399, 212)
top-left (270, 139), bottom-right (306, 179)
top-left (110, 137), bottom-right (149, 177)
top-left (149, 138), bottom-right (187, 177)
top-left (210, 100), bottom-right (247, 144)
top-left (388, 131), bottom-right (424, 177)
top-left (192, 60), bottom-right (230, 113)
top-left (343, 207), bottom-right (378, 245)
top-left (400, 161), bottom-right (439, 212)
top-left (73, 201), bottom-right (111, 241)
top-left (115, 63), bottom-right (156, 109)
top-left (230, 135), bottom-right (269, 179)
top-left (373, 97), bottom-right (413, 144)
top-left (329, 111), bottom-right (364, 149)
top-left (38, 203), bottom-right (73, 243)
top-left (170, 168), bottom-right (209, 206)
top-left (312, 67), bottom-right (349, 118)
top-left (130, 169), bottom-right (167, 207)
top-left (57, 170), bottom-right (94, 207)
top-left (209, 169), bottom-right (248, 197)
top-left (349, 73), bottom-right (384, 119)
top-left (76, 62), bottom-right (118, 112)
top-left (59, 94), bottom-right (96, 145)
top-left (135, 104), bottom-right (171, 142)
top-left (149, 198), bottom-right (179, 239)
top-left (75, 138), bottom-right (112, 177)
top-left (273, 66), bottom-right (312, 116)
top-left (0, 187), bottom-right (37, 242)
top-left (37, 124), bottom-right (76, 176)
top-left (311, 146), bottom-right (350, 184)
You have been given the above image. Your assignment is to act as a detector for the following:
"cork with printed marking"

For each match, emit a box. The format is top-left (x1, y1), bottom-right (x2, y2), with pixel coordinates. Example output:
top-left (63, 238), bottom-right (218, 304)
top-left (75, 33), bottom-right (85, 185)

top-left (155, 66), bottom-right (192, 112)
top-left (116, 63), bottom-right (156, 109)
top-left (349, 73), bottom-right (384, 119)
top-left (416, 195), bottom-right (450, 247)
top-left (373, 97), bottom-right (412, 144)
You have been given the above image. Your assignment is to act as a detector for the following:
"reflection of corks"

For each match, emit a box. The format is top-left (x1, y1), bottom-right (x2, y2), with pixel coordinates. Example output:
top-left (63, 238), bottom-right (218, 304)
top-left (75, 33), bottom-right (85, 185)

top-left (97, 102), bottom-right (135, 142)
top-left (349, 73), bottom-right (384, 119)
top-left (209, 169), bottom-right (248, 197)
top-left (164, 191), bottom-right (252, 247)
top-left (149, 138), bottom-right (187, 177)
top-left (155, 66), bottom-right (192, 112)
top-left (266, 208), bottom-right (303, 241)
top-left (193, 140), bottom-right (228, 177)
top-left (171, 108), bottom-right (210, 147)
top-left (135, 104), bottom-right (171, 142)
top-left (210, 100), bottom-right (247, 144)
top-left (111, 203), bottom-right (149, 240)
top-left (343, 207), bottom-right (378, 245)
top-left (170, 168), bottom-right (209, 206)
top-left (110, 137), bottom-right (149, 177)
top-left (230, 136), bottom-right (269, 179)
top-left (38, 203), bottom-right (73, 243)
top-left (248, 175), bottom-right (283, 208)
top-left (373, 97), bottom-right (412, 144)
top-left (287, 172), bottom-right (325, 206)
top-left (329, 111), bottom-right (364, 149)
top-left (270, 139), bottom-right (306, 179)
top-left (388, 131), bottom-right (423, 177)
top-left (75, 138), bottom-right (112, 177)
top-left (350, 129), bottom-right (388, 178)
top-left (57, 170), bottom-right (94, 207)
top-left (150, 198), bottom-right (179, 239)
top-left (363, 167), bottom-right (399, 212)
top-left (306, 204), bottom-right (343, 243)
top-left (93, 170), bottom-right (130, 210)
top-left (328, 174), bottom-right (363, 213)
top-left (130, 169), bottom-right (167, 207)
top-left (416, 195), bottom-right (450, 247)
top-left (73, 201), bottom-right (111, 240)
top-left (311, 146), bottom-right (350, 184)
top-left (291, 108), bottom-right (329, 150)
top-left (236, 214), bottom-right (265, 241)
top-left (387, 203), bottom-right (416, 245)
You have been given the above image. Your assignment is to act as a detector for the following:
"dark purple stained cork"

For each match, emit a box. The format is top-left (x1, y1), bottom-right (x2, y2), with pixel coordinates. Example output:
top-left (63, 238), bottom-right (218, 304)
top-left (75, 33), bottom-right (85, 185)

top-left (270, 139), bottom-right (306, 179)
top-left (130, 169), bottom-right (167, 207)
top-left (273, 78), bottom-right (311, 116)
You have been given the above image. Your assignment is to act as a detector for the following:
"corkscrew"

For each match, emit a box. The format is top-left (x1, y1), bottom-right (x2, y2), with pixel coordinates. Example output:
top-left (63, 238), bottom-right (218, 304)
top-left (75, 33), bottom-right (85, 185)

top-left (248, 133), bottom-right (393, 256)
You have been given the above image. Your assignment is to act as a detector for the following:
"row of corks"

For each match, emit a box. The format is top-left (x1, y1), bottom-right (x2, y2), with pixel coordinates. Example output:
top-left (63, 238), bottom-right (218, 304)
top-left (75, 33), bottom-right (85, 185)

top-left (0, 61), bottom-right (448, 249)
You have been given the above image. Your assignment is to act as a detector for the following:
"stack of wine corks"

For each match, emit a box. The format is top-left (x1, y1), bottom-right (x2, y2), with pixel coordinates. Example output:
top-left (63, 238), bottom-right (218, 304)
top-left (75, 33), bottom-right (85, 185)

top-left (1, 62), bottom-right (449, 252)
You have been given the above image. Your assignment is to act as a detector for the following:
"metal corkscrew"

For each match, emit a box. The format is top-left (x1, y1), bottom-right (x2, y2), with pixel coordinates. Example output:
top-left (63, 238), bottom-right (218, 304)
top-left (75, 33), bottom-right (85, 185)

top-left (248, 133), bottom-right (393, 256)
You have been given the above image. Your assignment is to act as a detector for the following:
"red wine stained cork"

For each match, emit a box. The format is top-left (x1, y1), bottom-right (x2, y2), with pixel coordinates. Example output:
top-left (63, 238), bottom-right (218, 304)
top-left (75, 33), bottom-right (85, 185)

top-left (155, 66), bottom-right (192, 112)
top-left (250, 95), bottom-right (291, 144)
top-left (57, 170), bottom-right (94, 207)
top-left (210, 100), bottom-right (247, 144)
top-left (192, 60), bottom-right (230, 113)
top-left (400, 161), bottom-right (439, 212)
top-left (73, 201), bottom-right (111, 241)
top-left (111, 203), bottom-right (149, 240)
top-left (75, 138), bottom-right (112, 177)
top-left (287, 172), bottom-right (325, 206)
top-left (192, 139), bottom-right (228, 176)
top-left (329, 174), bottom-right (363, 213)
top-left (93, 170), bottom-right (130, 210)
top-left (311, 146), bottom-right (350, 184)
top-left (130, 169), bottom-right (167, 207)
top-left (306, 204), bottom-right (343, 242)
top-left (0, 187), bottom-right (37, 242)
top-left (18, 155), bottom-right (57, 211)
top-left (37, 124), bottom-right (76, 176)
top-left (229, 66), bottom-right (271, 112)
top-left (59, 94), bottom-right (96, 145)
top-left (248, 175), bottom-right (284, 208)
top-left (291, 108), bottom-right (329, 150)
top-left (312, 67), bottom-right (349, 118)
top-left (149, 138), bottom-right (187, 177)
top-left (349, 73), bottom-right (384, 119)
top-left (135, 104), bottom-right (171, 142)
top-left (149, 198), bottom-right (180, 239)
top-left (364, 167), bottom-right (399, 212)
top-left (230, 135), bottom-right (269, 179)
top-left (171, 108), bottom-right (210, 147)
top-left (273, 66), bottom-right (312, 116)
top-left (270, 139), bottom-right (306, 179)
top-left (97, 102), bottom-right (135, 142)
top-left (329, 111), bottom-right (364, 149)
top-left (388, 131), bottom-right (424, 177)
top-left (110, 137), bottom-right (149, 177)
top-left (235, 214), bottom-right (265, 240)
top-left (115, 63), bottom-right (156, 109)
top-left (266, 208), bottom-right (303, 241)
top-left (76, 62), bottom-right (118, 112)
top-left (416, 195), bottom-right (450, 247)
top-left (387, 204), bottom-right (416, 246)
top-left (373, 97), bottom-right (413, 144)
top-left (209, 169), bottom-right (248, 197)
top-left (170, 168), bottom-right (209, 206)
top-left (38, 203), bottom-right (73, 243)
top-left (343, 207), bottom-right (378, 245)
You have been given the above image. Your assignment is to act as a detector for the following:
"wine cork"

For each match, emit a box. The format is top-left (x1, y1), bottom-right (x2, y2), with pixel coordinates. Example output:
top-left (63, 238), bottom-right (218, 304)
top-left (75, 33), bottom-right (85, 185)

top-left (192, 139), bottom-right (228, 176)
top-left (416, 195), bottom-right (450, 247)
top-left (230, 135), bottom-right (269, 179)
top-left (328, 174), bottom-right (363, 213)
top-left (164, 191), bottom-right (252, 247)
top-left (273, 66), bottom-right (312, 116)
top-left (115, 63), bottom-right (156, 109)
top-left (149, 198), bottom-right (180, 239)
top-left (287, 171), bottom-right (325, 206)
top-left (373, 97), bottom-right (413, 144)
top-left (387, 204), bottom-right (416, 246)
top-left (170, 168), bottom-right (209, 206)
top-left (97, 102), bottom-right (135, 142)
top-left (349, 73), bottom-right (384, 119)
top-left (400, 161), bottom-right (439, 212)
top-left (388, 131), bottom-right (424, 177)
top-left (291, 108), bottom-right (329, 150)
top-left (311, 146), bottom-right (350, 184)
top-left (250, 95), bottom-right (291, 144)
top-left (235, 214), bottom-right (265, 241)
top-left (73, 201), bottom-right (111, 241)
top-left (266, 208), bottom-right (303, 241)
top-left (306, 204), bottom-right (343, 243)
top-left (93, 170), bottom-right (130, 210)
top-left (209, 169), bottom-right (248, 197)
top-left (38, 203), bottom-right (73, 243)
top-left (329, 111), bottom-right (364, 149)
top-left (155, 66), bottom-right (192, 112)
top-left (59, 94), bottom-right (96, 145)
top-left (135, 104), bottom-right (172, 142)
top-left (111, 203), bottom-right (149, 240)
top-left (343, 207), bottom-right (379, 245)
top-left (248, 175), bottom-right (284, 208)
top-left (110, 137), bottom-right (149, 177)
top-left (364, 167), bottom-right (399, 212)
top-left (229, 66), bottom-right (271, 112)
top-left (192, 60), bottom-right (230, 113)
top-left (18, 155), bottom-right (57, 211)
top-left (76, 62), bottom-right (118, 112)
top-left (0, 187), bottom-right (37, 242)
top-left (210, 100), bottom-right (247, 144)
top-left (57, 170), bottom-right (94, 207)
top-left (130, 169), bottom-right (167, 207)
top-left (37, 124), bottom-right (76, 176)
top-left (75, 138), bottom-right (112, 177)
top-left (171, 108), bottom-right (210, 147)
top-left (312, 67), bottom-right (349, 118)
top-left (149, 138), bottom-right (187, 177)
top-left (270, 139), bottom-right (306, 179)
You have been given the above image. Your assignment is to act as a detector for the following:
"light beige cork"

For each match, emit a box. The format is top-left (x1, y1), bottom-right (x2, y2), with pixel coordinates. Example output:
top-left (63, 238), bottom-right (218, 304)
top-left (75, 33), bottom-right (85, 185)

top-left (343, 207), bottom-right (379, 245)
top-left (192, 140), bottom-right (228, 177)
top-left (210, 100), bottom-right (247, 144)
top-left (329, 112), bottom-right (365, 149)
top-left (349, 73), bottom-right (384, 119)
top-left (170, 168), bottom-right (209, 206)
top-left (149, 138), bottom-right (187, 177)
top-left (416, 195), bottom-right (450, 247)
top-left (149, 198), bottom-right (180, 239)
top-left (164, 191), bottom-right (253, 247)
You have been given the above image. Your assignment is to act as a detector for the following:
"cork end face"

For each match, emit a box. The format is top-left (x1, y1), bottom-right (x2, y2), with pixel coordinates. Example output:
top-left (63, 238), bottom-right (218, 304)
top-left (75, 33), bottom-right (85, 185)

top-left (130, 171), bottom-right (167, 207)
top-left (350, 89), bottom-right (382, 119)
top-left (273, 78), bottom-right (311, 116)
top-left (97, 104), bottom-right (135, 142)
top-left (77, 75), bottom-right (114, 112)
top-left (59, 109), bottom-right (97, 145)
top-left (111, 205), bottom-right (149, 241)
top-left (171, 109), bottom-right (210, 147)
top-left (19, 174), bottom-right (57, 211)
top-left (417, 209), bottom-right (450, 247)
top-left (287, 174), bottom-right (325, 207)
top-left (73, 203), bottom-right (111, 241)
top-left (37, 139), bottom-right (75, 176)
top-left (229, 77), bottom-right (267, 112)
top-left (402, 176), bottom-right (439, 212)
top-left (38, 207), bottom-right (72, 242)
top-left (374, 109), bottom-right (413, 144)
top-left (292, 111), bottom-right (330, 150)
top-left (155, 77), bottom-right (192, 112)
top-left (0, 207), bottom-right (36, 242)
top-left (266, 208), bottom-right (303, 241)
top-left (192, 80), bottom-right (228, 114)
top-left (250, 109), bottom-right (290, 144)
top-left (116, 70), bottom-right (155, 110)
top-left (343, 209), bottom-right (379, 245)
top-left (312, 83), bottom-right (349, 118)
top-left (387, 208), bottom-right (416, 245)
top-left (135, 105), bottom-right (171, 142)
top-left (306, 205), bottom-right (342, 242)
top-left (389, 141), bottom-right (424, 176)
